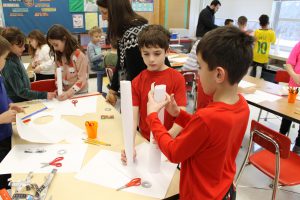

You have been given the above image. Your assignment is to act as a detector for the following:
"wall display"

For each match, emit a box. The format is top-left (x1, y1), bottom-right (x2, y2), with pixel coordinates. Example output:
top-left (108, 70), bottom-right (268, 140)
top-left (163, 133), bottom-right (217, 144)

top-left (131, 0), bottom-right (153, 12)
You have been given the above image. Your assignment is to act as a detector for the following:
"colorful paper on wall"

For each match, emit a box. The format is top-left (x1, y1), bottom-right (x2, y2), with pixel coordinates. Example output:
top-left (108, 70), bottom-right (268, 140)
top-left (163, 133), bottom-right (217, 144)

top-left (69, 0), bottom-right (84, 12)
top-left (84, 0), bottom-right (98, 12)
top-left (85, 12), bottom-right (98, 30)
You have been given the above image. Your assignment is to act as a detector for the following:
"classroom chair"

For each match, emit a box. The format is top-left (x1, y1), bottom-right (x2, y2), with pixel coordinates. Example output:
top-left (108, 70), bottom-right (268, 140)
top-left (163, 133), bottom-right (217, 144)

top-left (30, 79), bottom-right (56, 92)
top-left (181, 70), bottom-right (198, 112)
top-left (235, 120), bottom-right (300, 200)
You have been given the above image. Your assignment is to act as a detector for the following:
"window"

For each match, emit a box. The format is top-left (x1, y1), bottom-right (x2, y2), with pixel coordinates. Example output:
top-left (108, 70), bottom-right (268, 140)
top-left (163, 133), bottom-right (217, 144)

top-left (272, 0), bottom-right (300, 51)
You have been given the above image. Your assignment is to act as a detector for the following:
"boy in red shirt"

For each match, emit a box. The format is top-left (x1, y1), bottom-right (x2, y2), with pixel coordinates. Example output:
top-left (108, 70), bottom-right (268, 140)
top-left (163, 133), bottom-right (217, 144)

top-left (121, 25), bottom-right (187, 163)
top-left (147, 26), bottom-right (254, 200)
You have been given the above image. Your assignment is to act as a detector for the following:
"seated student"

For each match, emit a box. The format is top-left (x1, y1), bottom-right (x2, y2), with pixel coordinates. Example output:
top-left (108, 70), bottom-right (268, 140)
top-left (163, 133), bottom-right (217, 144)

top-left (0, 35), bottom-right (24, 189)
top-left (121, 25), bottom-right (187, 164)
top-left (224, 19), bottom-right (234, 26)
top-left (87, 26), bottom-right (105, 93)
top-left (1, 27), bottom-right (56, 102)
top-left (146, 26), bottom-right (253, 199)
top-left (28, 30), bottom-right (55, 80)
top-left (47, 24), bottom-right (89, 101)
top-left (251, 14), bottom-right (276, 79)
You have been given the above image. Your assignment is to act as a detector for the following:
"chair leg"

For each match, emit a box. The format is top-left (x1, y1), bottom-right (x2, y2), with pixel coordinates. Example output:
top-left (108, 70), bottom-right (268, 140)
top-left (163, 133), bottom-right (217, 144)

top-left (264, 112), bottom-right (269, 121)
top-left (257, 109), bottom-right (263, 122)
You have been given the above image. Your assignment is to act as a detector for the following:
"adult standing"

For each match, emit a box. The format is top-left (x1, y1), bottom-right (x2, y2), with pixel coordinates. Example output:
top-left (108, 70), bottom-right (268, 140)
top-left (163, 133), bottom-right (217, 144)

top-left (96, 0), bottom-right (148, 106)
top-left (196, 0), bottom-right (221, 38)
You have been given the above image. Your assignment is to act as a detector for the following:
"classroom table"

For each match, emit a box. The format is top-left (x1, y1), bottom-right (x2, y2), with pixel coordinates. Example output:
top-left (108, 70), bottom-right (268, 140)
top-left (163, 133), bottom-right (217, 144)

top-left (269, 49), bottom-right (289, 62)
top-left (11, 95), bottom-right (180, 200)
top-left (243, 76), bottom-right (300, 124)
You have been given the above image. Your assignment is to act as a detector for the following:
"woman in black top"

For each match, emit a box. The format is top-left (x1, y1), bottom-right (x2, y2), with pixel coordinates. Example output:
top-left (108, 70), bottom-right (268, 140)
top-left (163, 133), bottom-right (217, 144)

top-left (96, 0), bottom-right (148, 105)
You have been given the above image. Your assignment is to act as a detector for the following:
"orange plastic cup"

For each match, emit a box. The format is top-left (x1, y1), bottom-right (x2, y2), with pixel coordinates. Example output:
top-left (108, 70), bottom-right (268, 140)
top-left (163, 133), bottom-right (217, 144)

top-left (85, 121), bottom-right (98, 139)
top-left (288, 92), bottom-right (297, 103)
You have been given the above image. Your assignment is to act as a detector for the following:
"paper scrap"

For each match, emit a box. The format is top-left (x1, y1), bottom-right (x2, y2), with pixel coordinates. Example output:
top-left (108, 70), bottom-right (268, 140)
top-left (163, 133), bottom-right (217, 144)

top-left (243, 90), bottom-right (282, 104)
top-left (238, 80), bottom-right (256, 88)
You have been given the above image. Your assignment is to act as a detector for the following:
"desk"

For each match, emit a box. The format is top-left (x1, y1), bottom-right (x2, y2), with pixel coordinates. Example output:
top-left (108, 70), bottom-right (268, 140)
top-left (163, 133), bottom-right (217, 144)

top-left (269, 49), bottom-right (289, 62)
top-left (168, 53), bottom-right (188, 68)
top-left (243, 76), bottom-right (300, 124)
top-left (12, 95), bottom-right (179, 199)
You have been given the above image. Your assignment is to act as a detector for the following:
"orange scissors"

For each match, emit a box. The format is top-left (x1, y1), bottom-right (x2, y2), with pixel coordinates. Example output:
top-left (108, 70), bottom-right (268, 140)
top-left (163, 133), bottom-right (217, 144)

top-left (41, 157), bottom-right (64, 168)
top-left (116, 178), bottom-right (141, 191)
top-left (71, 99), bottom-right (78, 107)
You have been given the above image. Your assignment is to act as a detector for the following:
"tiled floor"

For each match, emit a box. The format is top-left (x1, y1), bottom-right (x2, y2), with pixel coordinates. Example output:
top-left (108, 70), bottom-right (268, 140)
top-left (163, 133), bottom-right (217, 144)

top-left (89, 77), bottom-right (300, 199)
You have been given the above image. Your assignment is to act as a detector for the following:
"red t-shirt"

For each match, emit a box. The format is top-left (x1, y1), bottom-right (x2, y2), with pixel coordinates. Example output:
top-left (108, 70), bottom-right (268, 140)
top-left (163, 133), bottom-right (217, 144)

top-left (132, 67), bottom-right (186, 140)
top-left (147, 94), bottom-right (249, 199)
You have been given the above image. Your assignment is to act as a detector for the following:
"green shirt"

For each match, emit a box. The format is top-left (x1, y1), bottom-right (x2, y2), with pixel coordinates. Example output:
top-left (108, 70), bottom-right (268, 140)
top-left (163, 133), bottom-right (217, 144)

top-left (1, 54), bottom-right (47, 102)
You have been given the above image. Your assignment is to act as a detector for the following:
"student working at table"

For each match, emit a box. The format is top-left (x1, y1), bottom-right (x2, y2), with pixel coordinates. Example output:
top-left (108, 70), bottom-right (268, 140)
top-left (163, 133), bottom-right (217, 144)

top-left (121, 25), bottom-right (187, 163)
top-left (146, 26), bottom-right (253, 200)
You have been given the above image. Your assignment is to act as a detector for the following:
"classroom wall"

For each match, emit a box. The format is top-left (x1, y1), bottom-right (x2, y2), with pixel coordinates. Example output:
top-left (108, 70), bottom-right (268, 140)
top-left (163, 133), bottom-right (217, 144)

top-left (215, 0), bottom-right (274, 21)
top-left (167, 0), bottom-right (186, 28)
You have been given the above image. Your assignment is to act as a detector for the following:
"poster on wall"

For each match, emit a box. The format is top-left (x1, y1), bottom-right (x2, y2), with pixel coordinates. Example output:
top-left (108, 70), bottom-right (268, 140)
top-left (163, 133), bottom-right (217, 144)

top-left (131, 0), bottom-right (153, 12)
top-left (73, 14), bottom-right (84, 28)
top-left (69, 0), bottom-right (98, 12)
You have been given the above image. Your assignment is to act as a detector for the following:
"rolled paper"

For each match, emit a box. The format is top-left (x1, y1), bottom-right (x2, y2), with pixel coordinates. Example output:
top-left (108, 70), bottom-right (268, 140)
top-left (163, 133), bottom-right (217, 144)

top-left (148, 84), bottom-right (166, 173)
top-left (56, 67), bottom-right (63, 95)
top-left (120, 81), bottom-right (134, 166)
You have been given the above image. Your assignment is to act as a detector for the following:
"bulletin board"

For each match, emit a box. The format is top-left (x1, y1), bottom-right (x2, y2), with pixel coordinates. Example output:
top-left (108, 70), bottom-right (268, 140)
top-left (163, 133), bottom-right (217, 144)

top-left (2, 0), bottom-right (101, 35)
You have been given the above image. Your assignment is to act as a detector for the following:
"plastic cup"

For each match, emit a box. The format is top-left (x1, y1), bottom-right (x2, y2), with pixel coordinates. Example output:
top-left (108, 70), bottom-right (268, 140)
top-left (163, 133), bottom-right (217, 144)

top-left (288, 92), bottom-right (297, 103)
top-left (85, 121), bottom-right (98, 139)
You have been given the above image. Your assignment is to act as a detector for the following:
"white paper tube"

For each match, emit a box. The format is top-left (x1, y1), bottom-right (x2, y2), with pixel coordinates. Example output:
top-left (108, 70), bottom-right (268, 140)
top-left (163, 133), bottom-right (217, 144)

top-left (56, 68), bottom-right (63, 95)
top-left (148, 85), bottom-right (166, 173)
top-left (120, 81), bottom-right (134, 166)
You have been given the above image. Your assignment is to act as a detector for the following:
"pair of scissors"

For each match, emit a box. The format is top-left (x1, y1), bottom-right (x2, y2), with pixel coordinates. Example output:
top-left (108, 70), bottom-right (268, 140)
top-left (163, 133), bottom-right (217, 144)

top-left (71, 99), bottom-right (78, 107)
top-left (116, 178), bottom-right (141, 191)
top-left (40, 157), bottom-right (64, 168)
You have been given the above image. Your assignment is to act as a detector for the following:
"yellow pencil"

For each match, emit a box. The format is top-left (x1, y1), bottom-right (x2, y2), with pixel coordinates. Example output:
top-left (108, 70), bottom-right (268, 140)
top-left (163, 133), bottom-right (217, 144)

top-left (83, 138), bottom-right (111, 146)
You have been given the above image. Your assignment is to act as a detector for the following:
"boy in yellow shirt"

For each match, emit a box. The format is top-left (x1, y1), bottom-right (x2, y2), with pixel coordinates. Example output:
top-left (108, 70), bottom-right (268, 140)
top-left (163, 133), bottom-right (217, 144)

top-left (251, 14), bottom-right (276, 78)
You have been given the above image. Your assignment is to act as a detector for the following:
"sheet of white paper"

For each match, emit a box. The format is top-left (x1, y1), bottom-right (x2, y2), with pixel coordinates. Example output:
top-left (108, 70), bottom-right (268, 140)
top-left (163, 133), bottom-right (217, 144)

top-left (42, 96), bottom-right (98, 116)
top-left (238, 80), bottom-right (256, 88)
top-left (243, 90), bottom-right (282, 103)
top-left (0, 144), bottom-right (87, 174)
top-left (76, 143), bottom-right (177, 199)
top-left (16, 111), bottom-right (85, 144)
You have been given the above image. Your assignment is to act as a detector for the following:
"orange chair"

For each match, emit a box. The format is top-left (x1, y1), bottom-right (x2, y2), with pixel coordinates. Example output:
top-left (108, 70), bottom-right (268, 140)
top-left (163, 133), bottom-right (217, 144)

top-left (30, 79), bottom-right (56, 92)
top-left (235, 120), bottom-right (300, 200)
top-left (275, 70), bottom-right (290, 84)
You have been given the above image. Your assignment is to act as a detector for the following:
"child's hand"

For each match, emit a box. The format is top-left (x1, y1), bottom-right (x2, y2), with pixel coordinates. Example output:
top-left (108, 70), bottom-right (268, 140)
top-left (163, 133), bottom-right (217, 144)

top-left (147, 89), bottom-right (170, 116)
top-left (165, 94), bottom-right (180, 117)
top-left (292, 74), bottom-right (300, 85)
top-left (121, 149), bottom-right (136, 166)
top-left (0, 110), bottom-right (17, 124)
top-left (33, 66), bottom-right (42, 73)
top-left (47, 92), bottom-right (56, 100)
top-left (106, 89), bottom-right (117, 106)
top-left (9, 104), bottom-right (24, 113)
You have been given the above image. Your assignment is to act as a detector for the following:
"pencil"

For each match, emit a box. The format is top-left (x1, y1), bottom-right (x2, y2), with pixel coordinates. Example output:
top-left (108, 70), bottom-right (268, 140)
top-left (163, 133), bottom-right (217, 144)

top-left (83, 138), bottom-right (111, 146)
top-left (21, 107), bottom-right (48, 120)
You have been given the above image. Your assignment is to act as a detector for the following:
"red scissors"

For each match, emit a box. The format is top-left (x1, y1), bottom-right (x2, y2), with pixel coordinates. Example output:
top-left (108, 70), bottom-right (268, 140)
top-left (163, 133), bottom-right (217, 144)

top-left (116, 178), bottom-right (141, 191)
top-left (41, 157), bottom-right (64, 168)
top-left (71, 99), bottom-right (78, 107)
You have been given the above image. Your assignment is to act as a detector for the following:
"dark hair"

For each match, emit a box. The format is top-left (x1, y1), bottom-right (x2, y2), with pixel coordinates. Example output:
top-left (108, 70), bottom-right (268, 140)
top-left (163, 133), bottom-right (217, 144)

top-left (46, 24), bottom-right (80, 63)
top-left (28, 30), bottom-right (47, 58)
top-left (224, 19), bottom-right (234, 26)
top-left (96, 0), bottom-right (148, 43)
top-left (238, 16), bottom-right (247, 26)
top-left (259, 14), bottom-right (269, 27)
top-left (196, 26), bottom-right (254, 85)
top-left (1, 27), bottom-right (25, 47)
top-left (0, 35), bottom-right (11, 57)
top-left (210, 0), bottom-right (221, 6)
top-left (138, 25), bottom-right (170, 51)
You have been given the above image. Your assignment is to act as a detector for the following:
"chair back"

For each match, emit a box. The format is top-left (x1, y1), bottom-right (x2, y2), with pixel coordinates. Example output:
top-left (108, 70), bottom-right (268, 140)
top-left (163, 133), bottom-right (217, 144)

top-left (250, 120), bottom-right (291, 159)
top-left (30, 79), bottom-right (56, 92)
top-left (275, 70), bottom-right (290, 83)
